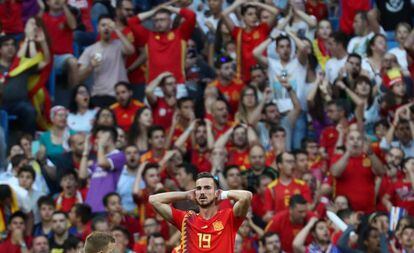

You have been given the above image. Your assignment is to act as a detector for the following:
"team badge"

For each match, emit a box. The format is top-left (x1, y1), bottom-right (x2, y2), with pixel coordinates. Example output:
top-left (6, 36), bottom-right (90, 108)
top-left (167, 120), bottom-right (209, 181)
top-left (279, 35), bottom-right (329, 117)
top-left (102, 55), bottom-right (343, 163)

top-left (167, 32), bottom-right (175, 41)
top-left (213, 221), bottom-right (224, 231)
top-left (362, 157), bottom-right (372, 167)
top-left (155, 35), bottom-right (161, 40)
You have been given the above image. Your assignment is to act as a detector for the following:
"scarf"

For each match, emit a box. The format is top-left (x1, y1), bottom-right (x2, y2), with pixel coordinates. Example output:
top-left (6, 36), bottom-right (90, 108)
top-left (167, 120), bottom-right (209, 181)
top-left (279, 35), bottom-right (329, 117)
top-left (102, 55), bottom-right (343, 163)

top-left (55, 191), bottom-right (83, 211)
top-left (0, 189), bottom-right (19, 233)
top-left (312, 38), bottom-right (330, 71)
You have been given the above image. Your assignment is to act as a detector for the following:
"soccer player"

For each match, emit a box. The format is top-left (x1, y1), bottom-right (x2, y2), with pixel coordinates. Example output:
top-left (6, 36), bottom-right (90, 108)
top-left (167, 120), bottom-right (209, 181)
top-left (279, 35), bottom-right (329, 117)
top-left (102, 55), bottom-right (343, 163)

top-left (149, 172), bottom-right (252, 252)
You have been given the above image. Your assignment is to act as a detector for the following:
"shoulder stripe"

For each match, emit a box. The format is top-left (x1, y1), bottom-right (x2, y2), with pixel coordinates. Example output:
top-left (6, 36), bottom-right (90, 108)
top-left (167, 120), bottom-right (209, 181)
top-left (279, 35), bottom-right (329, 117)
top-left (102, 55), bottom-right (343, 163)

top-left (267, 179), bottom-right (279, 189)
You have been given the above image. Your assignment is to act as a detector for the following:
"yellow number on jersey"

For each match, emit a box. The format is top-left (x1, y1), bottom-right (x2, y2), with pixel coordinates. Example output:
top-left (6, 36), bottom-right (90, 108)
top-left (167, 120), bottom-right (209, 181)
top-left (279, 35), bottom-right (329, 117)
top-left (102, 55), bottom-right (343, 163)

top-left (197, 233), bottom-right (211, 248)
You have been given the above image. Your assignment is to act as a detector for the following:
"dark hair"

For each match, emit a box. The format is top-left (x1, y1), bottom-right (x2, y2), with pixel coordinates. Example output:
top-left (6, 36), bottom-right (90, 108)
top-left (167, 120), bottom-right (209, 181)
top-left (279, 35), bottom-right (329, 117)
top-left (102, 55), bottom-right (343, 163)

top-left (330, 31), bottom-right (348, 49)
top-left (91, 216), bottom-right (108, 231)
top-left (60, 169), bottom-right (78, 182)
top-left (52, 211), bottom-right (68, 219)
top-left (359, 226), bottom-right (379, 251)
top-left (177, 97), bottom-right (194, 109)
top-left (111, 225), bottom-right (130, 240)
top-left (92, 108), bottom-right (117, 134)
top-left (355, 10), bottom-right (368, 22)
top-left (373, 119), bottom-right (389, 131)
top-left (263, 102), bottom-right (278, 114)
top-left (0, 35), bottom-right (16, 47)
top-left (326, 99), bottom-right (349, 117)
top-left (103, 192), bottom-right (120, 207)
top-left (148, 125), bottom-right (165, 139)
top-left (275, 35), bottom-right (291, 47)
top-left (289, 194), bottom-right (308, 208)
top-left (114, 81), bottom-right (132, 91)
top-left (261, 232), bottom-right (279, 245)
top-left (142, 163), bottom-right (160, 180)
top-left (355, 75), bottom-right (374, 107)
top-left (269, 126), bottom-right (286, 139)
top-left (337, 208), bottom-right (353, 221)
top-left (98, 14), bottom-right (113, 23)
top-left (74, 203), bottom-right (92, 224)
top-left (347, 53), bottom-right (362, 63)
top-left (0, 184), bottom-right (12, 203)
top-left (63, 236), bottom-right (81, 253)
top-left (37, 195), bottom-right (55, 209)
top-left (177, 163), bottom-right (198, 181)
top-left (11, 154), bottom-right (26, 168)
top-left (396, 216), bottom-right (414, 232)
top-left (17, 165), bottom-right (36, 180)
top-left (311, 219), bottom-right (327, 233)
top-left (196, 172), bottom-right (219, 189)
top-left (301, 137), bottom-right (318, 149)
top-left (96, 125), bottom-right (118, 143)
top-left (68, 84), bottom-right (92, 113)
top-left (403, 157), bottom-right (414, 170)
top-left (366, 34), bottom-right (386, 57)
top-left (276, 152), bottom-right (291, 165)
top-left (240, 4), bottom-right (257, 16)
top-left (223, 165), bottom-right (240, 178)
top-left (128, 106), bottom-right (151, 145)
top-left (293, 149), bottom-right (307, 158)
top-left (9, 211), bottom-right (27, 224)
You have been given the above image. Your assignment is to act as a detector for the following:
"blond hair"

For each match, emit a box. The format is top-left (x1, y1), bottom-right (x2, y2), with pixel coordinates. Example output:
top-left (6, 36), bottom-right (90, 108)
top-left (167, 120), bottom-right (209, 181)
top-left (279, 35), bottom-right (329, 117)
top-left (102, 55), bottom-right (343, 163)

top-left (84, 232), bottom-right (115, 253)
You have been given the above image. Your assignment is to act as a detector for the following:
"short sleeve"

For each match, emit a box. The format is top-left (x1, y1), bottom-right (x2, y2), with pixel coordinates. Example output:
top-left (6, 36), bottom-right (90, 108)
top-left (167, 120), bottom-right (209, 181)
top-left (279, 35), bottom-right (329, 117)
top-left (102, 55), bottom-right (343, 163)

top-left (107, 152), bottom-right (126, 171)
top-left (78, 47), bottom-right (92, 67)
top-left (231, 26), bottom-right (240, 40)
top-left (171, 207), bottom-right (186, 230)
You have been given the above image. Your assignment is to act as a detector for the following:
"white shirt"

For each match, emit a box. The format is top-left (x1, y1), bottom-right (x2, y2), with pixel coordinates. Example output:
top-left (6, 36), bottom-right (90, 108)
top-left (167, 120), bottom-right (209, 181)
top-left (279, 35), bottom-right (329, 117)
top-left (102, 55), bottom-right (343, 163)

top-left (388, 47), bottom-right (408, 71)
top-left (68, 109), bottom-right (97, 133)
top-left (347, 28), bottom-right (386, 56)
top-left (268, 57), bottom-right (307, 112)
top-left (325, 56), bottom-right (347, 84)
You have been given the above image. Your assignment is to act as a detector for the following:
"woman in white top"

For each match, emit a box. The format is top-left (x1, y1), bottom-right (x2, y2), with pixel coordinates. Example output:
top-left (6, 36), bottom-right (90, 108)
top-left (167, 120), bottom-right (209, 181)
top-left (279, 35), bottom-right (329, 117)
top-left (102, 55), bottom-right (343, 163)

top-left (388, 22), bottom-right (411, 72)
top-left (362, 34), bottom-right (387, 82)
top-left (67, 84), bottom-right (97, 133)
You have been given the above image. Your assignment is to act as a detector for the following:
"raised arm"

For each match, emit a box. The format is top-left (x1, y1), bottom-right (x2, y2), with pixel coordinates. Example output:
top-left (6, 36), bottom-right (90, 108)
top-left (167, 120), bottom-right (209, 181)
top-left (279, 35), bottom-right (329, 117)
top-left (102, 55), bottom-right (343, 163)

top-left (174, 119), bottom-right (197, 152)
top-left (132, 162), bottom-right (147, 197)
top-left (96, 133), bottom-right (112, 170)
top-left (63, 4), bottom-right (77, 30)
top-left (281, 77), bottom-right (302, 126)
top-left (149, 190), bottom-right (193, 222)
top-left (221, 0), bottom-right (245, 32)
top-left (214, 125), bottom-right (234, 149)
top-left (225, 190), bottom-right (252, 217)
top-left (145, 72), bottom-right (172, 105)
top-left (247, 87), bottom-right (273, 127)
top-left (364, 138), bottom-right (385, 176)
top-left (286, 30), bottom-right (308, 65)
top-left (330, 151), bottom-right (351, 177)
top-left (253, 38), bottom-right (271, 67)
top-left (111, 21), bottom-right (135, 55)
top-left (205, 119), bottom-right (215, 150)
top-left (78, 136), bottom-right (90, 180)
top-left (249, 2), bottom-right (280, 27)
top-left (293, 7), bottom-right (317, 28)
top-left (35, 30), bottom-right (51, 70)
top-left (367, 9), bottom-right (381, 34)
top-left (293, 217), bottom-right (319, 253)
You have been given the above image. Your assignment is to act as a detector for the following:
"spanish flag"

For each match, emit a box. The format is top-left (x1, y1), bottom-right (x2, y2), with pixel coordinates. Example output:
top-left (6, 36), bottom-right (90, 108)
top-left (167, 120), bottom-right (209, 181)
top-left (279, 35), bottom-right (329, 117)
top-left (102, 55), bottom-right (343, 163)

top-left (4, 53), bottom-right (52, 130)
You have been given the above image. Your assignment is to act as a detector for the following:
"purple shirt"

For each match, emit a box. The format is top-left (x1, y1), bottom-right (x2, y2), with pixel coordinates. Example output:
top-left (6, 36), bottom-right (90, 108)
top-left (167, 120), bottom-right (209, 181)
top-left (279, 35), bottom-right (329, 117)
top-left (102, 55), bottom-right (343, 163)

top-left (85, 149), bottom-right (126, 212)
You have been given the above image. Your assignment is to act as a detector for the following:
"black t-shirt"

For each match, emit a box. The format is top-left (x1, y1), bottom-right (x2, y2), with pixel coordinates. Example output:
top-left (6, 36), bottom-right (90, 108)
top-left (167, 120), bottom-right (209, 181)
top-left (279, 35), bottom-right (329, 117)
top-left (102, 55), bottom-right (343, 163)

top-left (376, 0), bottom-right (412, 31)
top-left (49, 235), bottom-right (77, 253)
top-left (0, 64), bottom-right (36, 105)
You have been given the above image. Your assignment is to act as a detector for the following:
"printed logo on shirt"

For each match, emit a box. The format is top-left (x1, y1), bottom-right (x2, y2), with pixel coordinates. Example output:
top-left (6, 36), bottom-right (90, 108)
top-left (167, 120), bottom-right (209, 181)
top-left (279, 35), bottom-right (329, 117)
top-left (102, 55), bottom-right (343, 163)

top-left (362, 157), bottom-right (372, 167)
top-left (213, 221), bottom-right (224, 231)
top-left (167, 32), bottom-right (175, 41)
top-left (253, 31), bottom-right (260, 40)
top-left (159, 108), bottom-right (166, 116)
top-left (386, 0), bottom-right (404, 12)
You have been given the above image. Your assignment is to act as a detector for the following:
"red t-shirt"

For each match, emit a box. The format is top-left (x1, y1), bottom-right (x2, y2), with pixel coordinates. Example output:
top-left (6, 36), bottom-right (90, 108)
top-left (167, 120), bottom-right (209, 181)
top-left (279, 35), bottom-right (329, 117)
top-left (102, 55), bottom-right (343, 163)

top-left (252, 192), bottom-right (267, 218)
top-left (151, 97), bottom-right (174, 130)
top-left (331, 153), bottom-right (376, 213)
top-left (387, 179), bottom-right (414, 216)
top-left (134, 189), bottom-right (156, 225)
top-left (68, 0), bottom-right (93, 32)
top-left (208, 78), bottom-right (245, 114)
top-left (0, 1), bottom-right (24, 34)
top-left (121, 26), bottom-right (146, 84)
top-left (170, 207), bottom-right (244, 252)
top-left (227, 148), bottom-right (250, 171)
top-left (339, 0), bottom-right (371, 35)
top-left (42, 12), bottom-right (74, 54)
top-left (319, 126), bottom-right (338, 158)
top-left (264, 179), bottom-right (312, 213)
top-left (110, 99), bottom-right (145, 131)
top-left (0, 237), bottom-right (32, 253)
top-left (128, 8), bottom-right (196, 83)
top-left (305, 1), bottom-right (328, 21)
top-left (265, 210), bottom-right (313, 253)
top-left (191, 149), bottom-right (212, 173)
top-left (231, 23), bottom-right (270, 82)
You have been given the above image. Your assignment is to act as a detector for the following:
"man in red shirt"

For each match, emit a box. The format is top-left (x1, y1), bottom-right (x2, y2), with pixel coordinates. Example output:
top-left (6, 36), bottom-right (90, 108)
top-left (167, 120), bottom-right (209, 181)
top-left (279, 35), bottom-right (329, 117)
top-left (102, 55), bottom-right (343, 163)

top-left (265, 194), bottom-right (314, 253)
top-left (166, 97), bottom-right (195, 148)
top-left (42, 0), bottom-right (78, 87)
top-left (223, 0), bottom-right (279, 82)
top-left (209, 99), bottom-right (233, 139)
top-left (0, 211), bottom-right (32, 253)
top-left (264, 152), bottom-right (312, 215)
top-left (55, 170), bottom-right (84, 213)
top-left (208, 55), bottom-right (244, 114)
top-left (330, 130), bottom-right (385, 213)
top-left (149, 172), bottom-right (251, 252)
top-left (140, 126), bottom-right (167, 164)
top-left (145, 72), bottom-right (177, 130)
top-left (128, 3), bottom-right (196, 85)
top-left (110, 82), bottom-right (145, 131)
top-left (0, 0), bottom-right (24, 35)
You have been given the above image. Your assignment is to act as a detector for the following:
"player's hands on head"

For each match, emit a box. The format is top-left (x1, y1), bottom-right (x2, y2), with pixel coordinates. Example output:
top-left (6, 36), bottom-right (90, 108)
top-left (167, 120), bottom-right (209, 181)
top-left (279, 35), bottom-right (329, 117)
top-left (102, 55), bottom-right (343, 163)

top-left (186, 189), bottom-right (196, 202)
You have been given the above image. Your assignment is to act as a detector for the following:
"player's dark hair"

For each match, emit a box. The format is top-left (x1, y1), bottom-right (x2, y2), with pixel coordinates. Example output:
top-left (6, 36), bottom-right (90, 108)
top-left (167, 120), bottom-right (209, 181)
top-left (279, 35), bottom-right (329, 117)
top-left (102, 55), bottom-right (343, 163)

top-left (114, 81), bottom-right (133, 91)
top-left (223, 165), bottom-right (240, 178)
top-left (148, 125), bottom-right (165, 139)
top-left (263, 102), bottom-right (278, 114)
top-left (8, 211), bottom-right (27, 224)
top-left (154, 8), bottom-right (171, 16)
top-left (177, 163), bottom-right (198, 181)
top-left (74, 203), bottom-right (93, 224)
top-left (301, 137), bottom-right (318, 150)
top-left (103, 192), bottom-right (120, 207)
top-left (37, 195), bottom-right (55, 209)
top-left (177, 97), bottom-right (194, 109)
top-left (84, 232), bottom-right (115, 253)
top-left (402, 225), bottom-right (414, 234)
top-left (17, 165), bottom-right (36, 180)
top-left (310, 219), bottom-right (327, 233)
top-left (293, 149), bottom-right (307, 158)
top-left (196, 172), bottom-right (220, 189)
top-left (289, 194), bottom-right (307, 208)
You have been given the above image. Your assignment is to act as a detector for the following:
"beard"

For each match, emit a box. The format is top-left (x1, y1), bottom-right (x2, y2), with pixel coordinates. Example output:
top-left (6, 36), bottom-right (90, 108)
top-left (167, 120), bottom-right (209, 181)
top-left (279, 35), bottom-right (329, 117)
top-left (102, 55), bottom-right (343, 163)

top-left (196, 198), bottom-right (215, 208)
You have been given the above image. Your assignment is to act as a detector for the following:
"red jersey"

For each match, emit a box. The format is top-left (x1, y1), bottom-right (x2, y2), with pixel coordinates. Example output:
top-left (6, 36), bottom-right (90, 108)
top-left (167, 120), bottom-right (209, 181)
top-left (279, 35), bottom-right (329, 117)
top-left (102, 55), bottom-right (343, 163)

top-left (0, 236), bottom-right (32, 253)
top-left (42, 13), bottom-right (74, 54)
top-left (190, 149), bottom-right (212, 173)
top-left (110, 99), bottom-right (145, 131)
top-left (134, 189), bottom-right (156, 225)
top-left (319, 126), bottom-right (338, 158)
top-left (387, 179), bottom-right (414, 216)
top-left (121, 26), bottom-right (146, 84)
top-left (231, 23), bottom-right (271, 82)
top-left (227, 148), bottom-right (250, 171)
top-left (151, 96), bottom-right (174, 130)
top-left (265, 209), bottom-right (314, 253)
top-left (171, 207), bottom-right (244, 253)
top-left (339, 0), bottom-right (371, 35)
top-left (208, 78), bottom-right (244, 114)
top-left (140, 150), bottom-right (165, 164)
top-left (68, 0), bottom-right (93, 32)
top-left (0, 1), bottom-right (23, 34)
top-left (332, 153), bottom-right (376, 213)
top-left (305, 1), bottom-right (328, 21)
top-left (128, 8), bottom-right (196, 83)
top-left (264, 178), bottom-right (312, 213)
top-left (252, 192), bottom-right (267, 218)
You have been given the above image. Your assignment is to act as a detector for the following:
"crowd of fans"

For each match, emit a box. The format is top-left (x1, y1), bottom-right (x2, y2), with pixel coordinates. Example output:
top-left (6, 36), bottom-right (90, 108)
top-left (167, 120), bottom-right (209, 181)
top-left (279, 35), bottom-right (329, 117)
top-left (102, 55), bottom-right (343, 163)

top-left (1, 0), bottom-right (414, 252)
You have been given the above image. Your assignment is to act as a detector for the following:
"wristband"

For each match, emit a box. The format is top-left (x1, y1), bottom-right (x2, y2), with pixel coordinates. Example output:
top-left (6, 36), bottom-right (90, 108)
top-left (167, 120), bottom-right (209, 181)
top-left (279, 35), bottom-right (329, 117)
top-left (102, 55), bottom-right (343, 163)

top-left (220, 191), bottom-right (229, 200)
